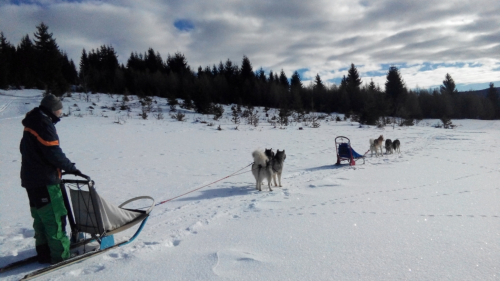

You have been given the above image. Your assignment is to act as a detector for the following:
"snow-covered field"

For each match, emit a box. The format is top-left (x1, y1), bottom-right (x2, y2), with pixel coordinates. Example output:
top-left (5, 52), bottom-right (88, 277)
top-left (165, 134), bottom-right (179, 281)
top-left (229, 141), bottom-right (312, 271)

top-left (1, 90), bottom-right (499, 280)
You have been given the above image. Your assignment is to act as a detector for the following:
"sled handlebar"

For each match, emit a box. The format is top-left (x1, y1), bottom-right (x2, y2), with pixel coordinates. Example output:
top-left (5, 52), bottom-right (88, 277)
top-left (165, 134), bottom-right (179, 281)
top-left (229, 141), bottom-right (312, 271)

top-left (62, 171), bottom-right (91, 181)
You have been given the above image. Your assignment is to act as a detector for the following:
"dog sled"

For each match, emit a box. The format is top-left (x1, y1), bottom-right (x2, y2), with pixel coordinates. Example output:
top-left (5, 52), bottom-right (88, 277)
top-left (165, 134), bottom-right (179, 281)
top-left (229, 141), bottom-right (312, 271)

top-left (335, 136), bottom-right (366, 166)
top-left (4, 173), bottom-right (155, 280)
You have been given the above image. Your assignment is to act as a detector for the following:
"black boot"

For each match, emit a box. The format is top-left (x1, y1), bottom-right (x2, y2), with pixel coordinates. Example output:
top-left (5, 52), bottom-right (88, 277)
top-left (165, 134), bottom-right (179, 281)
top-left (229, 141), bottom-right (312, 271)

top-left (36, 244), bottom-right (51, 264)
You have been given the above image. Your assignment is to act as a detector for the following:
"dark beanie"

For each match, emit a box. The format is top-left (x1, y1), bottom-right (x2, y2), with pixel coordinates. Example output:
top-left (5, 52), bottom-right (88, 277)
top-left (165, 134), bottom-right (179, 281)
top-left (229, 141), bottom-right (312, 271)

top-left (40, 94), bottom-right (63, 111)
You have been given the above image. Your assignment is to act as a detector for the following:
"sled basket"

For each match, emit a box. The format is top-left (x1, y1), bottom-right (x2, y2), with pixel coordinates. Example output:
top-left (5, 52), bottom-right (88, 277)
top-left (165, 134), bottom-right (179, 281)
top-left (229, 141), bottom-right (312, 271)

top-left (61, 174), bottom-right (154, 240)
top-left (335, 136), bottom-right (365, 166)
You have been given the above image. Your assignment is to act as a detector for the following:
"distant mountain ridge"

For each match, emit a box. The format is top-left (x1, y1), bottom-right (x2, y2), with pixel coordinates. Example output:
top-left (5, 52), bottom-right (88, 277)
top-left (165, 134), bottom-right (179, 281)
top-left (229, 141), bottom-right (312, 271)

top-left (459, 87), bottom-right (500, 96)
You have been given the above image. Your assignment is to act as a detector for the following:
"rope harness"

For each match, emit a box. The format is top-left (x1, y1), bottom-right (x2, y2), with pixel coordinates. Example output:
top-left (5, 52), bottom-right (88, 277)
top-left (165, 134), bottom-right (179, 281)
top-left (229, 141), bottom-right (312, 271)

top-left (154, 162), bottom-right (256, 207)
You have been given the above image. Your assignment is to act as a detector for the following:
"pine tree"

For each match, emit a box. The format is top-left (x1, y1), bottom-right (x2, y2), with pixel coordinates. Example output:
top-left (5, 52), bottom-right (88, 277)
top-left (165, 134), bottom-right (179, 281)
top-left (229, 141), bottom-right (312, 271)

top-left (486, 82), bottom-right (499, 118)
top-left (347, 63), bottom-right (362, 88)
top-left (15, 34), bottom-right (36, 88)
top-left (83, 45), bottom-right (119, 93)
top-left (346, 63), bottom-right (363, 112)
top-left (438, 73), bottom-right (457, 118)
top-left (290, 71), bottom-right (302, 89)
top-left (217, 61), bottom-right (224, 74)
top-left (440, 73), bottom-right (458, 96)
top-left (33, 22), bottom-right (65, 94)
top-left (290, 71), bottom-right (303, 112)
top-left (279, 69), bottom-right (289, 89)
top-left (224, 59), bottom-right (237, 80)
top-left (257, 68), bottom-right (266, 82)
top-left (313, 74), bottom-right (325, 91)
top-left (211, 64), bottom-right (218, 76)
top-left (79, 49), bottom-right (89, 91)
top-left (0, 32), bottom-right (14, 89)
top-left (61, 53), bottom-right (78, 86)
top-left (338, 75), bottom-right (351, 113)
top-left (359, 79), bottom-right (379, 125)
top-left (385, 66), bottom-right (407, 116)
top-left (167, 96), bottom-right (178, 112)
top-left (240, 56), bottom-right (255, 104)
top-left (167, 52), bottom-right (190, 74)
top-left (204, 66), bottom-right (211, 77)
top-left (145, 48), bottom-right (165, 73)
top-left (240, 56), bottom-right (254, 81)
top-left (268, 70), bottom-right (275, 83)
top-left (368, 79), bottom-right (376, 92)
top-left (231, 105), bottom-right (241, 124)
top-left (127, 52), bottom-right (145, 71)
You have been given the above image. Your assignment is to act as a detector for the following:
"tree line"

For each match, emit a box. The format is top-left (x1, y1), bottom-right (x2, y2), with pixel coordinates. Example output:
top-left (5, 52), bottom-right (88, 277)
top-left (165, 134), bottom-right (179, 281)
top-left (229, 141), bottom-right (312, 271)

top-left (1, 23), bottom-right (499, 122)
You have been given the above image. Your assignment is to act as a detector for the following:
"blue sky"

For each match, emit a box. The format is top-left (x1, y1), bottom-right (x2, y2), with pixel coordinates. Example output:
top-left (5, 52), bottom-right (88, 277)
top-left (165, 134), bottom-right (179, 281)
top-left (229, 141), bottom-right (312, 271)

top-left (174, 19), bottom-right (195, 32)
top-left (1, 0), bottom-right (499, 91)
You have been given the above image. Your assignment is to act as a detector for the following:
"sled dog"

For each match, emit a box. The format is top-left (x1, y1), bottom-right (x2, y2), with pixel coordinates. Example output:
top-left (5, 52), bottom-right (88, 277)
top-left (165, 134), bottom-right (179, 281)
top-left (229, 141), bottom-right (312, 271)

top-left (369, 135), bottom-right (384, 157)
top-left (251, 150), bottom-right (273, 191)
top-left (265, 148), bottom-right (275, 160)
top-left (392, 139), bottom-right (401, 154)
top-left (271, 150), bottom-right (286, 187)
top-left (385, 139), bottom-right (393, 154)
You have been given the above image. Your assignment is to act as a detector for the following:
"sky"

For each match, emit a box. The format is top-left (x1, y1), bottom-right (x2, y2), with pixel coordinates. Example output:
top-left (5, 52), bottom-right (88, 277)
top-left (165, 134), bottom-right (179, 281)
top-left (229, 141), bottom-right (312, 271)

top-left (1, 0), bottom-right (499, 91)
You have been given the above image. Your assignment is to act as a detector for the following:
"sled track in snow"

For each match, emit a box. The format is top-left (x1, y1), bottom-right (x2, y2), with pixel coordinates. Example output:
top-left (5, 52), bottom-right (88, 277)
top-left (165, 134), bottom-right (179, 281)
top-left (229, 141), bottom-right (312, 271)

top-left (0, 101), bottom-right (12, 114)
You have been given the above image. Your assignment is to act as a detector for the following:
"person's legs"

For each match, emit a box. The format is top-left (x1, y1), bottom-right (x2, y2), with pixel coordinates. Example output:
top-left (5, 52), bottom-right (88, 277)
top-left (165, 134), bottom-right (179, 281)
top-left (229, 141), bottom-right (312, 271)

top-left (26, 188), bottom-right (51, 263)
top-left (26, 185), bottom-right (70, 264)
top-left (42, 184), bottom-right (70, 263)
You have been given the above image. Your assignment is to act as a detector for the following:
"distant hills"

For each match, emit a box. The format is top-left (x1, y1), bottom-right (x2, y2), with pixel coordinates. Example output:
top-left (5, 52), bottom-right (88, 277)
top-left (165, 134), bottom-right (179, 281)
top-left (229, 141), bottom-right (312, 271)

top-left (459, 87), bottom-right (500, 96)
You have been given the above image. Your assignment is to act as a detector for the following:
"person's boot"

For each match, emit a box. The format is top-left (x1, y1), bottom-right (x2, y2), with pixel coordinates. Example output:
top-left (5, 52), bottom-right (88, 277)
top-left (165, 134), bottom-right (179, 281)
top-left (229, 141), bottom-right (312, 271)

top-left (36, 244), bottom-right (51, 264)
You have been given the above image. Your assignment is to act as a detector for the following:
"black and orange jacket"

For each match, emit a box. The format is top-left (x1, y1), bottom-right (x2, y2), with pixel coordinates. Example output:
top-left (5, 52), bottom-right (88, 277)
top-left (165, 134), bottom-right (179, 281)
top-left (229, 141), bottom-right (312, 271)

top-left (20, 106), bottom-right (77, 188)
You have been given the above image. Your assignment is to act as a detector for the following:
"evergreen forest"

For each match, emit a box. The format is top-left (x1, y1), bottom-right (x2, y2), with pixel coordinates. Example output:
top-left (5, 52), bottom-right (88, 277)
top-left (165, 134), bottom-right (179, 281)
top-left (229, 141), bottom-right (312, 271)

top-left (1, 23), bottom-right (499, 124)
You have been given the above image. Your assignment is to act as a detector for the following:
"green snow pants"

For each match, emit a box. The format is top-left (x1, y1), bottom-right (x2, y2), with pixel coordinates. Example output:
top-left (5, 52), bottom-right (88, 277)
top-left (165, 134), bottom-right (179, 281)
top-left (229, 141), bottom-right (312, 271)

top-left (26, 184), bottom-right (70, 263)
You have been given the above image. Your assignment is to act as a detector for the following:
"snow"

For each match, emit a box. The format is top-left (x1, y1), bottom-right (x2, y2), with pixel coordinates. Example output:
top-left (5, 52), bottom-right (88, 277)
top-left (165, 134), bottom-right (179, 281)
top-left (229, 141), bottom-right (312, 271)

top-left (1, 90), bottom-right (499, 280)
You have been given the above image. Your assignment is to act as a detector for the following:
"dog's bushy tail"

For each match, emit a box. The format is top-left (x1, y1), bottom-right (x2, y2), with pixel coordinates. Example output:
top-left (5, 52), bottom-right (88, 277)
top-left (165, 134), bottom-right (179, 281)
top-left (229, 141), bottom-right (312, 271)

top-left (252, 150), bottom-right (268, 167)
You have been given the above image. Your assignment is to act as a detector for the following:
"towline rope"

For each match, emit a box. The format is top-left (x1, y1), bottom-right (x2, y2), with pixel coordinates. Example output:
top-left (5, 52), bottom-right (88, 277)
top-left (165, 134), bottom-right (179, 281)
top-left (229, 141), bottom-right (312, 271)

top-left (154, 162), bottom-right (255, 206)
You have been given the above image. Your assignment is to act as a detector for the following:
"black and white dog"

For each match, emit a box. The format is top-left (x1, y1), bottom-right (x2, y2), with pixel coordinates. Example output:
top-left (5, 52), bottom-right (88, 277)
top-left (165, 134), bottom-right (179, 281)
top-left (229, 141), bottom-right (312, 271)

top-left (264, 148), bottom-right (275, 160)
top-left (251, 150), bottom-right (273, 191)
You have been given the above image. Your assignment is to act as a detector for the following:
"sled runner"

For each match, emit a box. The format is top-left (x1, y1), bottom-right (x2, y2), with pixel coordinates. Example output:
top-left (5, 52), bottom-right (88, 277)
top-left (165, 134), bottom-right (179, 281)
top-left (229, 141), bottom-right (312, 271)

top-left (1, 173), bottom-right (154, 280)
top-left (335, 136), bottom-right (366, 166)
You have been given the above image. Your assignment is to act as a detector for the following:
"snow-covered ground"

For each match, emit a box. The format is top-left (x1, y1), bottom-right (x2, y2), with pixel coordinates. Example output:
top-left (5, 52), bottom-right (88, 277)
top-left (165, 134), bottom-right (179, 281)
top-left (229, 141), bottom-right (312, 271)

top-left (1, 90), bottom-right (499, 280)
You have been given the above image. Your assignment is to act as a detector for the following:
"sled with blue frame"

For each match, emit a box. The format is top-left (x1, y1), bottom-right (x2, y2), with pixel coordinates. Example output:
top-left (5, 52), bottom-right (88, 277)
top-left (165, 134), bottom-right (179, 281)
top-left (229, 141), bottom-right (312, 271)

top-left (8, 173), bottom-right (155, 280)
top-left (335, 136), bottom-right (367, 166)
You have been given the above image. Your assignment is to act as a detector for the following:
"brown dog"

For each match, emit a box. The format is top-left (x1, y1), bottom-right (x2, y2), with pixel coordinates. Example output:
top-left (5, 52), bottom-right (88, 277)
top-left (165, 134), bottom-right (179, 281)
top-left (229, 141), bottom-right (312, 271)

top-left (369, 135), bottom-right (384, 157)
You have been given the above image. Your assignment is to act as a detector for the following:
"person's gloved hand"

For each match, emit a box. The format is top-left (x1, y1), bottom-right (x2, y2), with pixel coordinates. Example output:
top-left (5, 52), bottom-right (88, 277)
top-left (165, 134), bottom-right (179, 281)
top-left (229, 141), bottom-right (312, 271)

top-left (74, 169), bottom-right (83, 176)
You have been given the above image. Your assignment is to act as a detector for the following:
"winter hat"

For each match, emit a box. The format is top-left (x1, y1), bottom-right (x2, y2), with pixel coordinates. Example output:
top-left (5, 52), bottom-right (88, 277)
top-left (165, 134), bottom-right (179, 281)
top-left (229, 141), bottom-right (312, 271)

top-left (40, 94), bottom-right (63, 111)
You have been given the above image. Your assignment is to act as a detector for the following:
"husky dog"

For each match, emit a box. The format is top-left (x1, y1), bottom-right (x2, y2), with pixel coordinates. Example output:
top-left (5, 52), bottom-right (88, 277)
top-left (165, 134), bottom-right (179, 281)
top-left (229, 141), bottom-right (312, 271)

top-left (369, 135), bottom-right (384, 157)
top-left (392, 139), bottom-right (401, 154)
top-left (251, 150), bottom-right (273, 191)
top-left (264, 148), bottom-right (275, 160)
top-left (271, 150), bottom-right (286, 187)
top-left (385, 139), bottom-right (393, 154)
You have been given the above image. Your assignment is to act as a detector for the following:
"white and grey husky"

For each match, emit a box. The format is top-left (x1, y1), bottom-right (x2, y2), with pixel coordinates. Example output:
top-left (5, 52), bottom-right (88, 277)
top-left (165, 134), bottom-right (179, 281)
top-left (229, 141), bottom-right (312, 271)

top-left (251, 150), bottom-right (274, 191)
top-left (271, 149), bottom-right (286, 187)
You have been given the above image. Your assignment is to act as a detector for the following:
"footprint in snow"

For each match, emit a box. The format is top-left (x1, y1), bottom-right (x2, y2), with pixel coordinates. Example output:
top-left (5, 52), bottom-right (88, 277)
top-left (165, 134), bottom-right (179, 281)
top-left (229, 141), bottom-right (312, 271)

top-left (212, 249), bottom-right (267, 278)
top-left (165, 239), bottom-right (181, 247)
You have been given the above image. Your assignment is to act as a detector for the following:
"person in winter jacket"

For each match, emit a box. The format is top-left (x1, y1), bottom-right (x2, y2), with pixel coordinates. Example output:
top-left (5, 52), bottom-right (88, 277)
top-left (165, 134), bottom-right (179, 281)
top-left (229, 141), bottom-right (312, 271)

top-left (20, 94), bottom-right (81, 264)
